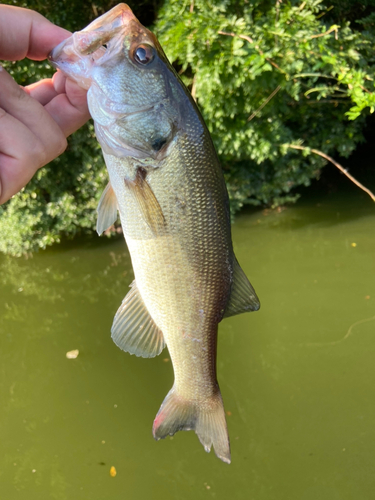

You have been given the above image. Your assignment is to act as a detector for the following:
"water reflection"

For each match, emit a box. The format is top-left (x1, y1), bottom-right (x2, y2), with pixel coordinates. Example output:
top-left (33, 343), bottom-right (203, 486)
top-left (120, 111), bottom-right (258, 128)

top-left (0, 190), bottom-right (374, 500)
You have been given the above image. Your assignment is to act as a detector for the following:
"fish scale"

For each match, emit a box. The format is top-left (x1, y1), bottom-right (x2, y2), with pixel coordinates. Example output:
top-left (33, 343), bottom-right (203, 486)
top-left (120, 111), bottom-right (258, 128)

top-left (50, 3), bottom-right (260, 464)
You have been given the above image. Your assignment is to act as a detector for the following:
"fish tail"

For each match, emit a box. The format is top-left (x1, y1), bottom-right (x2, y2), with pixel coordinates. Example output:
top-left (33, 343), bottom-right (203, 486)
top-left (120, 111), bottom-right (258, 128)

top-left (152, 386), bottom-right (231, 464)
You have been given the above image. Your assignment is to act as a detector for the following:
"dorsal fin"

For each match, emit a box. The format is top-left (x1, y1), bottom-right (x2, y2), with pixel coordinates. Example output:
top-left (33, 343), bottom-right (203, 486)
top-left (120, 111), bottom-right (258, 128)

top-left (96, 182), bottom-right (118, 235)
top-left (223, 258), bottom-right (260, 318)
top-left (111, 280), bottom-right (165, 358)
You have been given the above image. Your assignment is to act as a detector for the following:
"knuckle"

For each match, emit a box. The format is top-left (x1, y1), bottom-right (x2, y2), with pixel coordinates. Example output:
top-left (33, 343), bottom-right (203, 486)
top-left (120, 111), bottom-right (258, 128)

top-left (56, 135), bottom-right (68, 156)
top-left (31, 131), bottom-right (67, 168)
top-left (46, 120), bottom-right (68, 158)
top-left (29, 138), bottom-right (49, 167)
top-left (12, 83), bottom-right (28, 102)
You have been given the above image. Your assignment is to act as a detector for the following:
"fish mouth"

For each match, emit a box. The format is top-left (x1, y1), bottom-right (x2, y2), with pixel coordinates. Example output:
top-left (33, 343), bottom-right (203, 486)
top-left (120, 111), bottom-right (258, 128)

top-left (49, 35), bottom-right (108, 89)
top-left (49, 3), bottom-right (139, 89)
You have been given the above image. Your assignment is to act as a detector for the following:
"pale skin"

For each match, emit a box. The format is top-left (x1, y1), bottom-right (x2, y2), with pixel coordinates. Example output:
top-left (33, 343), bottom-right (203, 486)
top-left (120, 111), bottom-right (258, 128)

top-left (0, 5), bottom-right (90, 205)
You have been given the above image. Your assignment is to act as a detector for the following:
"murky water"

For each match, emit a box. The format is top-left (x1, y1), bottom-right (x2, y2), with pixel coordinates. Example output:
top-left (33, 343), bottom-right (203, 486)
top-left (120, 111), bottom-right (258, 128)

top-left (1, 186), bottom-right (374, 500)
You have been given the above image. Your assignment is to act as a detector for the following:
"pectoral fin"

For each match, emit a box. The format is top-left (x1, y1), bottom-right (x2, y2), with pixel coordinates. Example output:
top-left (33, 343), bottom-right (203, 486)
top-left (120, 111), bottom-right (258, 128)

top-left (96, 182), bottom-right (118, 235)
top-left (125, 168), bottom-right (165, 236)
top-left (223, 258), bottom-right (260, 318)
top-left (111, 280), bottom-right (165, 358)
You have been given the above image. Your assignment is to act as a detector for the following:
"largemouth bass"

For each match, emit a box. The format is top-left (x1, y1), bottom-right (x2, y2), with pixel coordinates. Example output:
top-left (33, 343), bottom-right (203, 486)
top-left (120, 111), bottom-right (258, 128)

top-left (50, 3), bottom-right (260, 464)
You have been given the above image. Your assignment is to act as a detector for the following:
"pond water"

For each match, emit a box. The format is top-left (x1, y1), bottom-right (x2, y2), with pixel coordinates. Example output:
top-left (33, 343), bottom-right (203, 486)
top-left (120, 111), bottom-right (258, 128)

top-left (0, 183), bottom-right (374, 499)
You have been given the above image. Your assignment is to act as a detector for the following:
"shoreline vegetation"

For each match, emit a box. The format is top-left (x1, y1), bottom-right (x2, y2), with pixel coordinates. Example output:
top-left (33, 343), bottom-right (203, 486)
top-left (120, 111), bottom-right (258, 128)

top-left (1, 0), bottom-right (375, 256)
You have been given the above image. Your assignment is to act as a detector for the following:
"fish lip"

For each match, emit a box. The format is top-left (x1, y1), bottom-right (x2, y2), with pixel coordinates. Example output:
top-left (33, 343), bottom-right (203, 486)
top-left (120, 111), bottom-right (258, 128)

top-left (48, 2), bottom-right (139, 66)
top-left (48, 35), bottom-right (102, 90)
top-left (48, 4), bottom-right (155, 88)
top-left (48, 40), bottom-right (66, 67)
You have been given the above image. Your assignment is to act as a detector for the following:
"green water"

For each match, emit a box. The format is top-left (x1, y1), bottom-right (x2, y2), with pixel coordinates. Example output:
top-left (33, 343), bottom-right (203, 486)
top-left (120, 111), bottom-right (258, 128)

top-left (1, 187), bottom-right (374, 500)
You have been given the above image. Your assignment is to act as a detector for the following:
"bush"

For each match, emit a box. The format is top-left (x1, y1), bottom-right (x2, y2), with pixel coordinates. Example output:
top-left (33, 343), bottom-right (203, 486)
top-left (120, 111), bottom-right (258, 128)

top-left (0, 0), bottom-right (160, 256)
top-left (155, 0), bottom-right (375, 212)
top-left (1, 0), bottom-right (374, 255)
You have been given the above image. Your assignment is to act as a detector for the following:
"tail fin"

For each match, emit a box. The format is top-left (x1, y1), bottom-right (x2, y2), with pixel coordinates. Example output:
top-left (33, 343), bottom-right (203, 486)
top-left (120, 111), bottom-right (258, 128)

top-left (152, 387), bottom-right (231, 464)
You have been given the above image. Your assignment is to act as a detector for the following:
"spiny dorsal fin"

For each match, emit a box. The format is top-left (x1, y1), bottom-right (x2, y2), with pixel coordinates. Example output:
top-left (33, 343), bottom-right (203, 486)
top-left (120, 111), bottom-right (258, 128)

top-left (96, 182), bottom-right (118, 235)
top-left (111, 280), bottom-right (165, 358)
top-left (124, 167), bottom-right (165, 236)
top-left (223, 258), bottom-right (260, 318)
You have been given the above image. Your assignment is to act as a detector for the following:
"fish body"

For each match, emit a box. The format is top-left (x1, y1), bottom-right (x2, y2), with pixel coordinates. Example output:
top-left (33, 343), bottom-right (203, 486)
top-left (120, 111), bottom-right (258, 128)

top-left (50, 4), bottom-right (260, 464)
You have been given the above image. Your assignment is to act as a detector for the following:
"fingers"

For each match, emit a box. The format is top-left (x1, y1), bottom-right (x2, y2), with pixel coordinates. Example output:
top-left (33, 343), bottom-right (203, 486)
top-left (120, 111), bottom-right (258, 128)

top-left (0, 5), bottom-right (70, 61)
top-left (24, 78), bottom-right (57, 106)
top-left (0, 67), bottom-right (67, 204)
top-left (0, 6), bottom-right (91, 204)
top-left (24, 73), bottom-right (90, 137)
top-left (0, 112), bottom-right (53, 204)
top-left (45, 74), bottom-right (91, 137)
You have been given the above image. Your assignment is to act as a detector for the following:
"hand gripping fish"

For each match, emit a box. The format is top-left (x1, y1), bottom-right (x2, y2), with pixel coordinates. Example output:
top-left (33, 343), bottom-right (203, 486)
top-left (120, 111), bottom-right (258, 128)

top-left (50, 4), bottom-right (260, 464)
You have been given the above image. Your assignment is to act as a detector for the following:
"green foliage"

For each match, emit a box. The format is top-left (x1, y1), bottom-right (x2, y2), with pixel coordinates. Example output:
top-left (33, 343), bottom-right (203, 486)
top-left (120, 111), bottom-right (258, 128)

top-left (0, 0), bottom-right (159, 256)
top-left (156, 0), bottom-right (375, 211)
top-left (1, 0), bottom-right (374, 255)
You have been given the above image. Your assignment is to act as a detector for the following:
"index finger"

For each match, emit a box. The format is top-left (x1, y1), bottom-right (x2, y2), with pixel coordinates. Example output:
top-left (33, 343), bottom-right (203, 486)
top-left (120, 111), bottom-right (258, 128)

top-left (0, 5), bottom-right (71, 61)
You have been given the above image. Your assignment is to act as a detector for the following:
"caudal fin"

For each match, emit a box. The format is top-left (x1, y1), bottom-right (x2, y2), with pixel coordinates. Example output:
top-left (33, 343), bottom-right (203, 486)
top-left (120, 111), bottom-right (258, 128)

top-left (152, 387), bottom-right (231, 464)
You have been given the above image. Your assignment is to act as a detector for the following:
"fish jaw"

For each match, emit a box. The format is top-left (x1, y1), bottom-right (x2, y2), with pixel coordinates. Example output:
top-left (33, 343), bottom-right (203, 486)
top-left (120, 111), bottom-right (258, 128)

top-left (48, 4), bottom-right (140, 89)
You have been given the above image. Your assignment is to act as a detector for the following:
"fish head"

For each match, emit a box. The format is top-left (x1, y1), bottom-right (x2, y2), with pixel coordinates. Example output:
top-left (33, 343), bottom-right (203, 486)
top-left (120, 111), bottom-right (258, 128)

top-left (50, 3), bottom-right (185, 160)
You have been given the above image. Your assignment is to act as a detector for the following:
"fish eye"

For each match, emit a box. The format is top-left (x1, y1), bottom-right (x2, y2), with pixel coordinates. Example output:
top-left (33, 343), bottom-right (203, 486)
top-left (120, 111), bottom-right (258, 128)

top-left (133, 44), bottom-right (155, 65)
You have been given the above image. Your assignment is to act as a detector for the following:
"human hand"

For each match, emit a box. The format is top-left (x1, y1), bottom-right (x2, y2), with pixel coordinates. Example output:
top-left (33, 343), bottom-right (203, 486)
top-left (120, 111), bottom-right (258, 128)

top-left (0, 5), bottom-right (90, 205)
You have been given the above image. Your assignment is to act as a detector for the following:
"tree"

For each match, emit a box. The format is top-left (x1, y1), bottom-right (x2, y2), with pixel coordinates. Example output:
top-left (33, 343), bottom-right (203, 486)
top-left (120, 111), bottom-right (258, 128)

top-left (1, 0), bottom-right (374, 256)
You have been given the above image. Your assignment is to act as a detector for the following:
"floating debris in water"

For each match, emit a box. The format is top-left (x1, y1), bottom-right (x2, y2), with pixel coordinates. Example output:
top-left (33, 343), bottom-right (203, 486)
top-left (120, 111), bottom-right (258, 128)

top-left (66, 349), bottom-right (79, 359)
top-left (110, 466), bottom-right (117, 477)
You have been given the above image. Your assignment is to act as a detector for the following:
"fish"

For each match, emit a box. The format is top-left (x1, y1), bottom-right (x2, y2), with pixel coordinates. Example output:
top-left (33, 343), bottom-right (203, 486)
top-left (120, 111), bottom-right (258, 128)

top-left (50, 3), bottom-right (260, 464)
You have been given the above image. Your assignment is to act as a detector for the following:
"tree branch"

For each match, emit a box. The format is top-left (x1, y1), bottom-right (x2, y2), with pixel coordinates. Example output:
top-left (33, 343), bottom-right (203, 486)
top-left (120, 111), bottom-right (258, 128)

top-left (247, 85), bottom-right (281, 121)
top-left (285, 144), bottom-right (375, 201)
top-left (311, 25), bottom-right (340, 40)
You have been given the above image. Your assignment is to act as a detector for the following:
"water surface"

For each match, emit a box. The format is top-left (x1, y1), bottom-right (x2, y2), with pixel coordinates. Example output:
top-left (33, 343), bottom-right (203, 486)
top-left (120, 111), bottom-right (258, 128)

top-left (0, 187), bottom-right (374, 500)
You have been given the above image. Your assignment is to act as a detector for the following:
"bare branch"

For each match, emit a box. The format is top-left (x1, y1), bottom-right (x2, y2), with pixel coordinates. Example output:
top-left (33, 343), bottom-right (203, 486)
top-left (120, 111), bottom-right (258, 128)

top-left (311, 24), bottom-right (340, 40)
top-left (247, 85), bottom-right (281, 122)
top-left (285, 144), bottom-right (375, 202)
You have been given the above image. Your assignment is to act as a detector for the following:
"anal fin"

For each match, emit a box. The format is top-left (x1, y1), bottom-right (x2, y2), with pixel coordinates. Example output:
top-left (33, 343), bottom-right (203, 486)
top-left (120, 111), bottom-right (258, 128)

top-left (111, 280), bottom-right (165, 358)
top-left (96, 182), bottom-right (118, 235)
top-left (223, 258), bottom-right (260, 318)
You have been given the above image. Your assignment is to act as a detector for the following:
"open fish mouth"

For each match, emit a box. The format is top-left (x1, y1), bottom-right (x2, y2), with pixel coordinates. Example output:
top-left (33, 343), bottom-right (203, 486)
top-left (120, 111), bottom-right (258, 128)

top-left (49, 4), bottom-right (138, 89)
